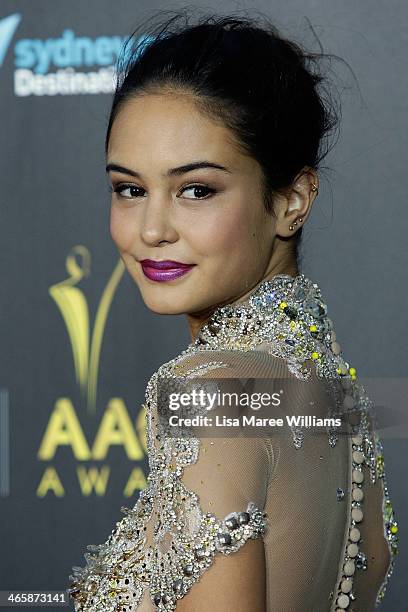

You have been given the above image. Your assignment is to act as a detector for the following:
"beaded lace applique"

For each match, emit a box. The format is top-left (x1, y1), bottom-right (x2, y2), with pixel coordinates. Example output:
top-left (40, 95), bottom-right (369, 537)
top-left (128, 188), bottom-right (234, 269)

top-left (67, 273), bottom-right (398, 610)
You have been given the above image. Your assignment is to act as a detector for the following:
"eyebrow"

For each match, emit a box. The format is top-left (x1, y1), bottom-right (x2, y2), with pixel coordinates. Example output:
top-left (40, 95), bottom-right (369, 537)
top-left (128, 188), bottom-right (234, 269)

top-left (105, 160), bottom-right (232, 178)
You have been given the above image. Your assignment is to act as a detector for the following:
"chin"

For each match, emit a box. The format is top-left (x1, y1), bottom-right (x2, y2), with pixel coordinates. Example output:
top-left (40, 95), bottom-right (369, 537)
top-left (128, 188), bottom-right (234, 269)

top-left (139, 289), bottom-right (193, 315)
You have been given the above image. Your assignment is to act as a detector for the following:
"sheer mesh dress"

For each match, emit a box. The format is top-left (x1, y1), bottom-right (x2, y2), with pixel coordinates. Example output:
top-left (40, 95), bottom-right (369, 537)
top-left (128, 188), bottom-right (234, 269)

top-left (68, 274), bottom-right (398, 611)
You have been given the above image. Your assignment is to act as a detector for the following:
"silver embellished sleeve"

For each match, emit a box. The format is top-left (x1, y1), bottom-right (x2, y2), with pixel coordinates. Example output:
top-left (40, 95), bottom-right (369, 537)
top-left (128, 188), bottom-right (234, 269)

top-left (67, 358), bottom-right (269, 611)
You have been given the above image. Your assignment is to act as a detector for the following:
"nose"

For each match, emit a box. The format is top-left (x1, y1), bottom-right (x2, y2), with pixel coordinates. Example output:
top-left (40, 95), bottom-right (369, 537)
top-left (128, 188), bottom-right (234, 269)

top-left (140, 193), bottom-right (178, 247)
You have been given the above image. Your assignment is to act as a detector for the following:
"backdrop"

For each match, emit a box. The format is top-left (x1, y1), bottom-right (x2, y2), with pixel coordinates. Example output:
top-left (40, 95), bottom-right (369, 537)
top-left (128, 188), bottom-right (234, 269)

top-left (0, 1), bottom-right (406, 610)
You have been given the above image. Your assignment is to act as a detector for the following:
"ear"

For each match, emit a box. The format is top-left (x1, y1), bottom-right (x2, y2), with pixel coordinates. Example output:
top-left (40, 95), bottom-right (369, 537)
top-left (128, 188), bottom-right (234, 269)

top-left (274, 167), bottom-right (319, 238)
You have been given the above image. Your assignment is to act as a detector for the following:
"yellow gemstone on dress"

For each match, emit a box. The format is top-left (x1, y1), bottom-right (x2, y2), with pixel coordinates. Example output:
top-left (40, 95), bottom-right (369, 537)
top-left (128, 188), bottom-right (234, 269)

top-left (290, 321), bottom-right (296, 329)
top-left (349, 367), bottom-right (357, 376)
top-left (279, 301), bottom-right (288, 310)
top-left (311, 351), bottom-right (320, 360)
top-left (310, 324), bottom-right (317, 332)
top-left (391, 525), bottom-right (398, 534)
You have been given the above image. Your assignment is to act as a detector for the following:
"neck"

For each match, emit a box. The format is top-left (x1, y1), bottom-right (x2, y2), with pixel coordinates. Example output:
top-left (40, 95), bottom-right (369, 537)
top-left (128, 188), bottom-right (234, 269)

top-left (187, 257), bottom-right (299, 343)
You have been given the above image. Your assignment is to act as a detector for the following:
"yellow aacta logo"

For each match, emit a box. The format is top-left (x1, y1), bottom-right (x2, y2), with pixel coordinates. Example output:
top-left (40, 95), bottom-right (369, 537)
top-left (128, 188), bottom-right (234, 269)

top-left (49, 245), bottom-right (125, 414)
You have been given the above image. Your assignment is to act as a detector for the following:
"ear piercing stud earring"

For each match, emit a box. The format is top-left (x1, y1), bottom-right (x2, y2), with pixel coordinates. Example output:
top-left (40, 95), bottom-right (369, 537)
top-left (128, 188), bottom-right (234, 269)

top-left (289, 218), bottom-right (303, 231)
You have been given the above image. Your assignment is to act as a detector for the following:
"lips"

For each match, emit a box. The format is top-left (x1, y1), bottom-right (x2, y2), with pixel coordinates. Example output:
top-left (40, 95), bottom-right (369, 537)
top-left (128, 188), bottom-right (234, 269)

top-left (139, 259), bottom-right (195, 282)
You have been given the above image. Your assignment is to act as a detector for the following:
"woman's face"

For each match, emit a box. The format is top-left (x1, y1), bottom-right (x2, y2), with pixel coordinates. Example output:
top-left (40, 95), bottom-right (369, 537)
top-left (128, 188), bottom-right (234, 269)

top-left (107, 92), bottom-right (278, 316)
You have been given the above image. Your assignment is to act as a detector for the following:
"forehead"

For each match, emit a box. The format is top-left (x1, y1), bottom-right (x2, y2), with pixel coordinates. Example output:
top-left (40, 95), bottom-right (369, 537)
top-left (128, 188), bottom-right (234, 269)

top-left (107, 92), bottom-right (246, 169)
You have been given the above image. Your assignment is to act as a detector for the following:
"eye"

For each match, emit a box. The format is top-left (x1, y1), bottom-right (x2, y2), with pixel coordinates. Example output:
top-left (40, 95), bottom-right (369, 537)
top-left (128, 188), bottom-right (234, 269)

top-left (110, 184), bottom-right (145, 199)
top-left (179, 184), bottom-right (216, 200)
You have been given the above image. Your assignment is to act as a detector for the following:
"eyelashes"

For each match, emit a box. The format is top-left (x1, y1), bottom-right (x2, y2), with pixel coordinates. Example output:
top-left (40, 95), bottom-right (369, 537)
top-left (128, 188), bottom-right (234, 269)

top-left (109, 183), bottom-right (217, 201)
top-left (110, 184), bottom-right (143, 199)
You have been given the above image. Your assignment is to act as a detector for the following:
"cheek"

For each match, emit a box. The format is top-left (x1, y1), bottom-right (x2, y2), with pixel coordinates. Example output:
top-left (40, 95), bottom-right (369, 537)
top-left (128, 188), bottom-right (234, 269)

top-left (109, 207), bottom-right (135, 251)
top-left (190, 203), bottom-right (262, 260)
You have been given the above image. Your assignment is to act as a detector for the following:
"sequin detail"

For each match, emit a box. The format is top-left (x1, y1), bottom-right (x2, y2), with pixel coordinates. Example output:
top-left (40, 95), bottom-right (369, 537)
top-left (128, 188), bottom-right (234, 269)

top-left (67, 273), bottom-right (398, 610)
top-left (374, 433), bottom-right (399, 606)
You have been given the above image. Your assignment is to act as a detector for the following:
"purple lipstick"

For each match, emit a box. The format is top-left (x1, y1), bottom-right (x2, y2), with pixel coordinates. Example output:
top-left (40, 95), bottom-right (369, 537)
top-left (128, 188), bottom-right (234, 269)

top-left (140, 259), bottom-right (195, 282)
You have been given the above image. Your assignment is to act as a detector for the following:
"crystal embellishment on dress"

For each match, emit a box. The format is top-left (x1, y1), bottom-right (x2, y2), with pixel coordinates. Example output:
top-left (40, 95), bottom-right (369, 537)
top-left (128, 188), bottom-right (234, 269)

top-left (337, 487), bottom-right (345, 501)
top-left (67, 273), bottom-right (398, 611)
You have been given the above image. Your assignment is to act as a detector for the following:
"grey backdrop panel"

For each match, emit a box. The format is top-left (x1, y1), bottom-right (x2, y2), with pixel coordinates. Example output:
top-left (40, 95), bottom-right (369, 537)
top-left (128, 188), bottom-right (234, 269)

top-left (0, 1), bottom-right (406, 609)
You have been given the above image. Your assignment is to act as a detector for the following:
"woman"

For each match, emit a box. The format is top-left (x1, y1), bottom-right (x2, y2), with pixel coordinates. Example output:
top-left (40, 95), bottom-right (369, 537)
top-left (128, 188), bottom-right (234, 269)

top-left (67, 12), bottom-right (398, 611)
